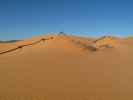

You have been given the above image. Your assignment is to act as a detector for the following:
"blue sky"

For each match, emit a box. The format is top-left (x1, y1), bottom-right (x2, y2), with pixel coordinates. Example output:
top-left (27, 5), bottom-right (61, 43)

top-left (0, 0), bottom-right (133, 40)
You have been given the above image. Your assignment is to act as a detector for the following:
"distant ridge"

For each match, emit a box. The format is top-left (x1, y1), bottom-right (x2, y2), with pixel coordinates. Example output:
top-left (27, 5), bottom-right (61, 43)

top-left (0, 40), bottom-right (20, 43)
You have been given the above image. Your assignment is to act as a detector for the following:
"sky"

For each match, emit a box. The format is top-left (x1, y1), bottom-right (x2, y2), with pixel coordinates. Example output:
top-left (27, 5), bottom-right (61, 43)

top-left (0, 0), bottom-right (133, 40)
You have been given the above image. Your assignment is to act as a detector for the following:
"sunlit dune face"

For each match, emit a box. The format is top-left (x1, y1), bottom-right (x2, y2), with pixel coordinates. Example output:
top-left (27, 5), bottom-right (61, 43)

top-left (92, 36), bottom-right (118, 49)
top-left (0, 35), bottom-right (133, 100)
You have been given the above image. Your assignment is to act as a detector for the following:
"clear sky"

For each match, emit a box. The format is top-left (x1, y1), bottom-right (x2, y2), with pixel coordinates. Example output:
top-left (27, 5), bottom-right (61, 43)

top-left (0, 0), bottom-right (133, 40)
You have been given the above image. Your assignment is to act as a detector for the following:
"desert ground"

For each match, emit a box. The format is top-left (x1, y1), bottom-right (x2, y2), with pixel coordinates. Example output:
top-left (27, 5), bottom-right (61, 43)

top-left (0, 34), bottom-right (133, 100)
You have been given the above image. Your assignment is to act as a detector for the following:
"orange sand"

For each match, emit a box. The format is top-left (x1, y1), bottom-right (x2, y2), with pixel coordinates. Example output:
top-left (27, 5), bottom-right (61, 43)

top-left (0, 35), bottom-right (133, 100)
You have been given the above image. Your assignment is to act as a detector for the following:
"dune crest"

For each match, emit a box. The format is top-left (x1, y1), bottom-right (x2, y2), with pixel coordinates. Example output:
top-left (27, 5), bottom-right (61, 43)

top-left (83, 36), bottom-right (118, 52)
top-left (0, 36), bottom-right (54, 55)
top-left (0, 35), bottom-right (120, 55)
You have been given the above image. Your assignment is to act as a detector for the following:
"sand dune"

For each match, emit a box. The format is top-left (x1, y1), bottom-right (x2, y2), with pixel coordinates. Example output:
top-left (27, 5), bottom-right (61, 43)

top-left (0, 35), bottom-right (133, 100)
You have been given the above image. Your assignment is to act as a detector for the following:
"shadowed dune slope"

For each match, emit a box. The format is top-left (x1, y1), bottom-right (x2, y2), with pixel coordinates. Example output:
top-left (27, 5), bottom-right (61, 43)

top-left (0, 35), bottom-right (133, 100)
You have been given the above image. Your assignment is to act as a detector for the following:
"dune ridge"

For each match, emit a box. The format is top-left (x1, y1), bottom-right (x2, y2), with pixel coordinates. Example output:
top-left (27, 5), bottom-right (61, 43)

top-left (0, 35), bottom-right (120, 56)
top-left (0, 37), bottom-right (53, 55)
top-left (0, 35), bottom-right (117, 55)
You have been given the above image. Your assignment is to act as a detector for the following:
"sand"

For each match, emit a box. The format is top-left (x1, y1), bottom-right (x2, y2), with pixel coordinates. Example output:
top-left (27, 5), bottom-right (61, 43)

top-left (0, 35), bottom-right (133, 100)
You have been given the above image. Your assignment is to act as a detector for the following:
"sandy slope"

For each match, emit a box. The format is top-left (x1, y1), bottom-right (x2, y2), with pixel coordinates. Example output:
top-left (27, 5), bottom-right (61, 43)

top-left (0, 35), bottom-right (133, 100)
